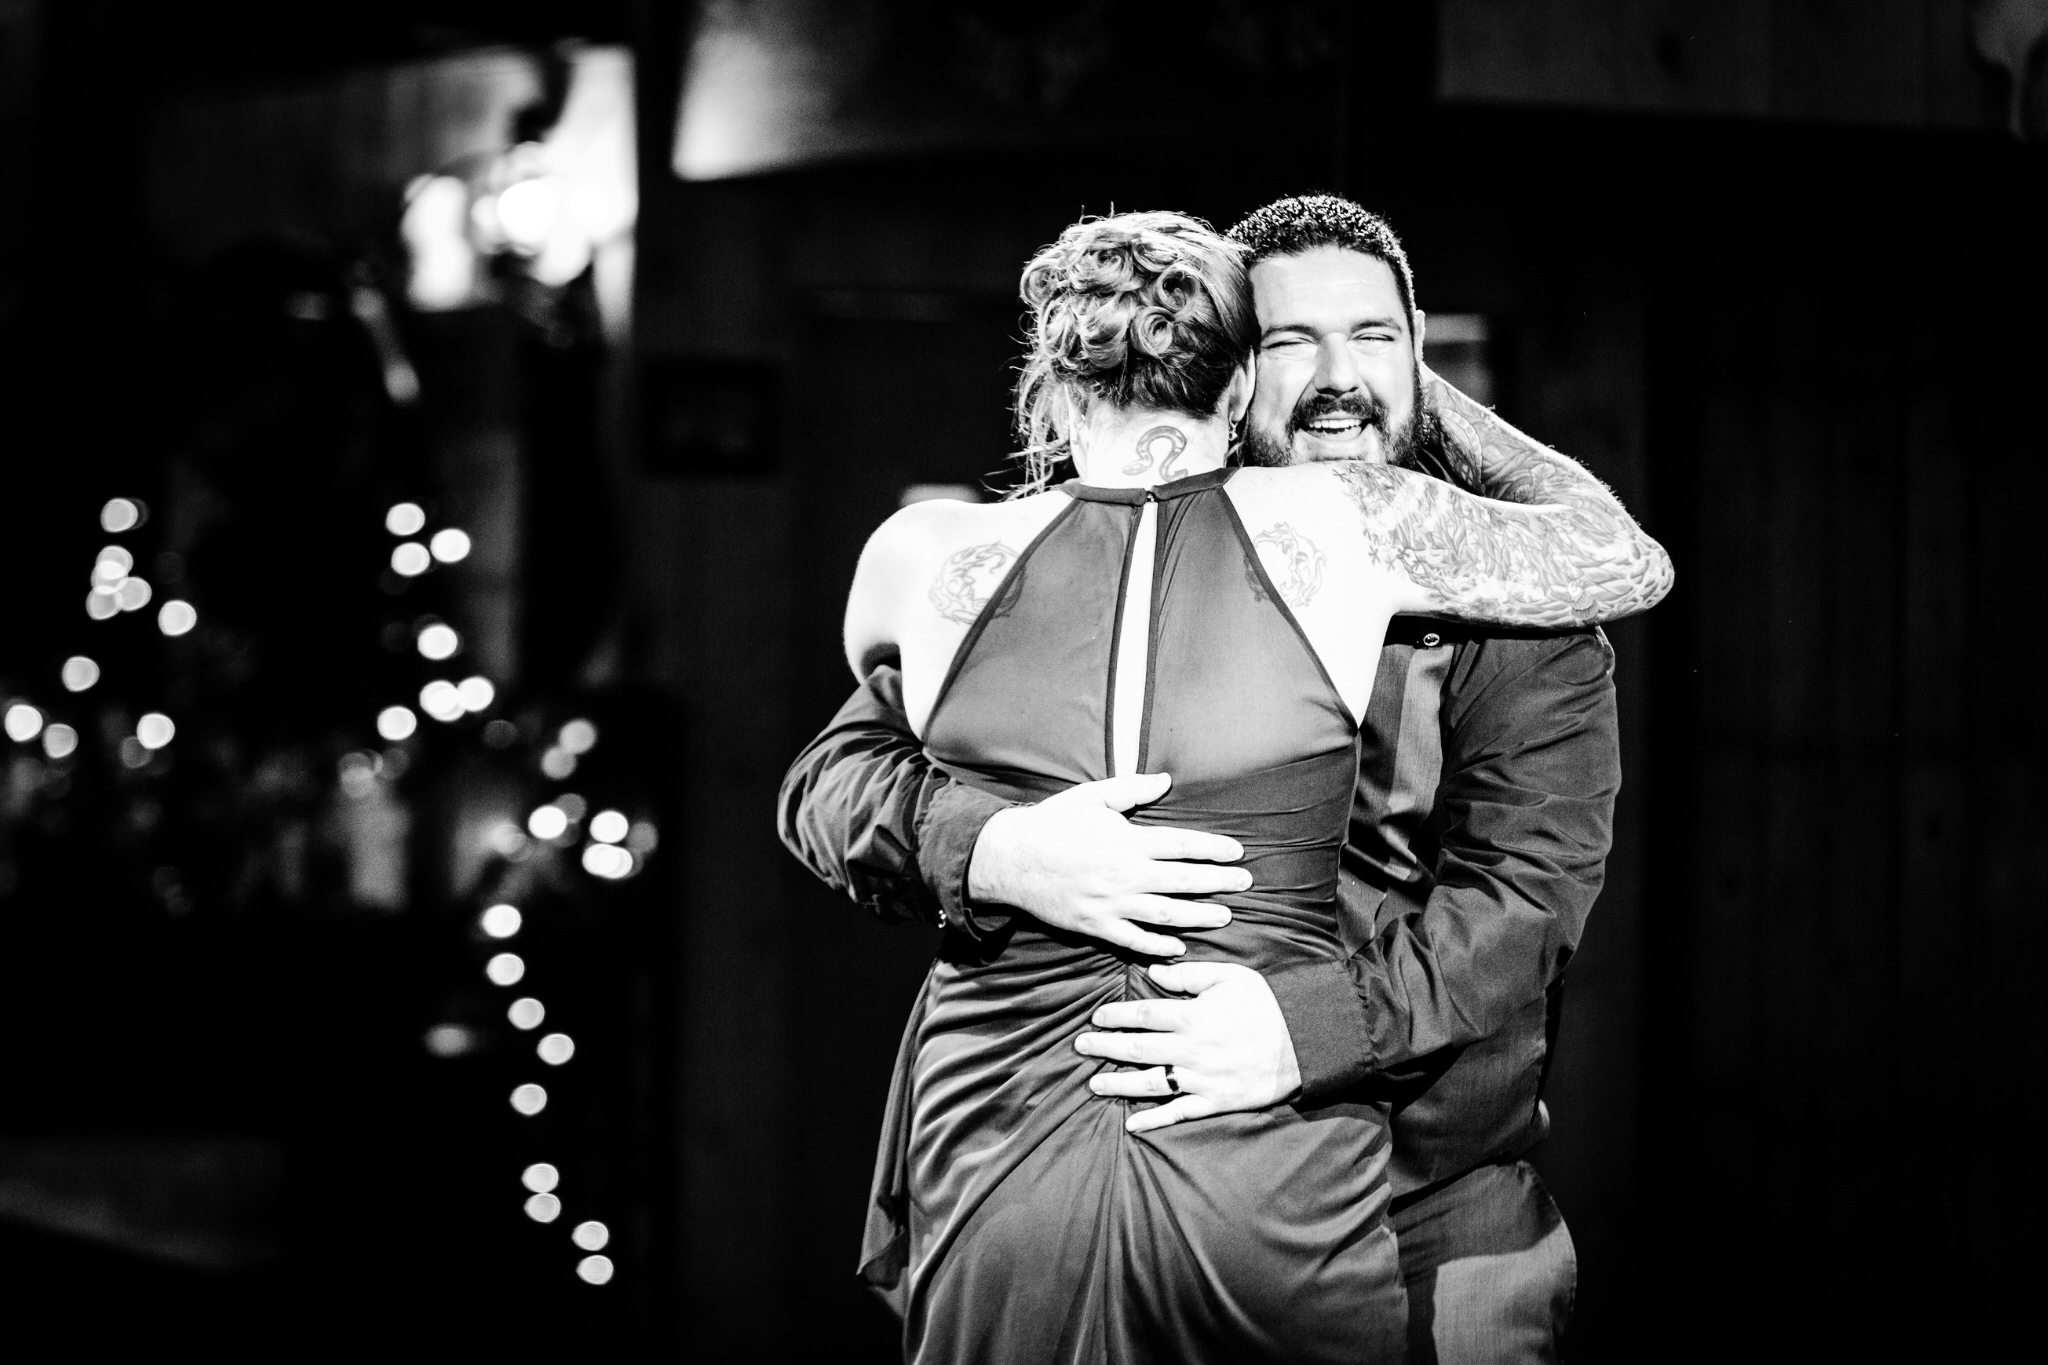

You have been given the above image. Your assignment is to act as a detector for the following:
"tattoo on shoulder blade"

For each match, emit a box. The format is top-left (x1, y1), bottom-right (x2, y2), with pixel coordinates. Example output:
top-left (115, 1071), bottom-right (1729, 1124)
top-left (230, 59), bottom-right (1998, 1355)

top-left (1252, 523), bottom-right (1325, 610)
top-left (1123, 425), bottom-right (1188, 478)
top-left (928, 542), bottom-right (1019, 626)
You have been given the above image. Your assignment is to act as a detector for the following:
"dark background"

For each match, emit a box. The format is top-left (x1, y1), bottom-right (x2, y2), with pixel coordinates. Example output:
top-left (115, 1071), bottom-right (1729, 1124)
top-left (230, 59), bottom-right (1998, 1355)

top-left (1, 2), bottom-right (2043, 1360)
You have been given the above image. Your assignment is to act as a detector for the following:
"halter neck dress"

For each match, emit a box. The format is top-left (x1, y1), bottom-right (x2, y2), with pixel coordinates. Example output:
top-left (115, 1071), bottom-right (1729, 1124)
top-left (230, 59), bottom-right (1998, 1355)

top-left (864, 468), bottom-right (1406, 1363)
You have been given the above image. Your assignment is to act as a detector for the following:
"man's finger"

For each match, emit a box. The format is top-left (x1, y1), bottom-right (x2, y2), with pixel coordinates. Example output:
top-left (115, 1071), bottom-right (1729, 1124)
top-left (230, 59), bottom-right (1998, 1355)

top-left (1144, 863), bottom-right (1255, 897)
top-left (1122, 896), bottom-right (1232, 930)
top-left (1126, 1094), bottom-right (1220, 1134)
top-left (1146, 960), bottom-right (1240, 995)
top-left (1087, 918), bottom-right (1186, 958)
top-left (1089, 997), bottom-right (1189, 1032)
top-left (1076, 771), bottom-right (1172, 812)
top-left (1087, 1066), bottom-right (1176, 1099)
top-left (1131, 827), bottom-right (1246, 865)
top-left (1074, 1030), bottom-right (1173, 1066)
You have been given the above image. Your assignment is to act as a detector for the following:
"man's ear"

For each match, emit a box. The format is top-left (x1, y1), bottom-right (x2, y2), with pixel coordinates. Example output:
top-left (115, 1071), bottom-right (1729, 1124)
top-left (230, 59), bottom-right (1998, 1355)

top-left (1412, 308), bottom-right (1427, 356)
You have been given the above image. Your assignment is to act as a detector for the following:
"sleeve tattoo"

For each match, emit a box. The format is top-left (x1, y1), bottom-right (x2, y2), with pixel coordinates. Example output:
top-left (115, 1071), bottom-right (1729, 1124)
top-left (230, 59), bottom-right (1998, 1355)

top-left (928, 542), bottom-right (1018, 625)
top-left (1331, 458), bottom-right (1672, 628)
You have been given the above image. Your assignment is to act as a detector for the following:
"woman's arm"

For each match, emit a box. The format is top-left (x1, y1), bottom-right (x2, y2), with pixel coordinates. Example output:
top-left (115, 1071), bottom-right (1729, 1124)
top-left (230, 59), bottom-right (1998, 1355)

top-left (1326, 404), bottom-right (1673, 628)
top-left (844, 508), bottom-right (924, 681)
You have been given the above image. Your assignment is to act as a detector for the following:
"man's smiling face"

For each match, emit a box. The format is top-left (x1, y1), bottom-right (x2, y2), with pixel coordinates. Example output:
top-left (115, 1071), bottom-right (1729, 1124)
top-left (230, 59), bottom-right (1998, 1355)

top-left (1241, 247), bottom-right (1422, 467)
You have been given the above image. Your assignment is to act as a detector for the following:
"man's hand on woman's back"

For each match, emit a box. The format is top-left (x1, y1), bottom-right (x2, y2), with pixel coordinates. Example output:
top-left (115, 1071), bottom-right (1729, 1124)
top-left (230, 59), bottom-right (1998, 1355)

top-left (968, 773), bottom-right (1250, 958)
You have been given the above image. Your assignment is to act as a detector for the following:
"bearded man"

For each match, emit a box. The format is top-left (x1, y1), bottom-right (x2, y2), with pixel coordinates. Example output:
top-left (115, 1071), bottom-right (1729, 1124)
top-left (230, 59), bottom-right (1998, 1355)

top-left (780, 196), bottom-right (1618, 1364)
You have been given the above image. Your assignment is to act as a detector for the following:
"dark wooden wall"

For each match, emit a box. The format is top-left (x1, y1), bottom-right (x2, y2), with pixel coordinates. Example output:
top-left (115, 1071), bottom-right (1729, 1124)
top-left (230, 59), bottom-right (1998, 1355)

top-left (1642, 124), bottom-right (2048, 1359)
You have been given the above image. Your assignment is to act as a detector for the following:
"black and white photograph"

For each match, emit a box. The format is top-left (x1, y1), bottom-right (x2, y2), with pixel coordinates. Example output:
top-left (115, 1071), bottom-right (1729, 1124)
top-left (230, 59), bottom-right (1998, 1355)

top-left (1, 2), bottom-right (2042, 1361)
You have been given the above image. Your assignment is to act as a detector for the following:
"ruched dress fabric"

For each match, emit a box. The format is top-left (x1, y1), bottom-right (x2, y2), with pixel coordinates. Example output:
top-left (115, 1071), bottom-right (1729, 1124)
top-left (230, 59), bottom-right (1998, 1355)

top-left (863, 468), bottom-right (1405, 1364)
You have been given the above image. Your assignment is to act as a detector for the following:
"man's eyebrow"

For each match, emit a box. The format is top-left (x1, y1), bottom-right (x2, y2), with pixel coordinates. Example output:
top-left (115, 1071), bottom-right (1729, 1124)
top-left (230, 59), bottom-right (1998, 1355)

top-left (1258, 315), bottom-right (1407, 342)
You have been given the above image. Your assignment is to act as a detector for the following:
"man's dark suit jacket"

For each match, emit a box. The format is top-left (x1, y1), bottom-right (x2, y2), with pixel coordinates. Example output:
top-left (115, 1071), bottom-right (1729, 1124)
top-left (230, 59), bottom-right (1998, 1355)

top-left (777, 620), bottom-right (1620, 1196)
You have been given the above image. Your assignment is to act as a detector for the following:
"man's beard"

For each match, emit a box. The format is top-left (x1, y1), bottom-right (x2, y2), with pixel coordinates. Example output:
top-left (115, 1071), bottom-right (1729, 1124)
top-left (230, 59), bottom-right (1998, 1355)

top-left (1237, 365), bottom-right (1467, 491)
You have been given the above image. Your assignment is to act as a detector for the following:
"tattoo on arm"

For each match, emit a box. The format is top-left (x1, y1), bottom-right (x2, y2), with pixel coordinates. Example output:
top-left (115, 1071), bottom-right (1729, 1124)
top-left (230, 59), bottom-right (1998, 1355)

top-left (1429, 370), bottom-right (1607, 511)
top-left (928, 542), bottom-right (1018, 625)
top-left (1331, 459), bottom-right (1672, 628)
top-left (1123, 425), bottom-right (1188, 478)
top-left (1253, 523), bottom-right (1325, 609)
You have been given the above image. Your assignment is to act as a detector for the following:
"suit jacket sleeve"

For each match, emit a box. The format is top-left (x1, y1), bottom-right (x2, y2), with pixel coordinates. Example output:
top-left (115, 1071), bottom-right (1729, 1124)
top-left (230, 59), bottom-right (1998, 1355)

top-left (1267, 631), bottom-right (1621, 1101)
top-left (776, 664), bottom-right (1016, 935)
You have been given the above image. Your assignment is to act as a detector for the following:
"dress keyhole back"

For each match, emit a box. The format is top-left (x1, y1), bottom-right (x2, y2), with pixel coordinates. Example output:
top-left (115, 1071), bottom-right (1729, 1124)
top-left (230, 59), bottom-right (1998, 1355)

top-left (1109, 500), bottom-right (1158, 777)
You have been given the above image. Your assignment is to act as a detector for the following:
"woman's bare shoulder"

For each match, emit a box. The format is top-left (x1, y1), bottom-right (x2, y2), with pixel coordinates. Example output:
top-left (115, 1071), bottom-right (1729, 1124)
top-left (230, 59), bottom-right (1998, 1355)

top-left (1227, 464), bottom-right (1360, 530)
top-left (875, 489), bottom-right (1066, 554)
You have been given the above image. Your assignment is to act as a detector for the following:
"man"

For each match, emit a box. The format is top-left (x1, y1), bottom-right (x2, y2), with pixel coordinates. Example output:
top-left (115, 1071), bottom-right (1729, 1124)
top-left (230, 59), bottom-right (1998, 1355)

top-left (779, 196), bottom-right (1619, 1363)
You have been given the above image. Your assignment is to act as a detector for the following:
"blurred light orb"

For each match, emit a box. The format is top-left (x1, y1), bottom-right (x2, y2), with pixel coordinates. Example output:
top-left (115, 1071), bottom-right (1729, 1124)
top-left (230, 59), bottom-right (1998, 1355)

top-left (136, 713), bottom-right (176, 750)
top-left (509, 997), bottom-right (545, 1031)
top-left (555, 793), bottom-right (588, 823)
top-left (385, 502), bottom-right (427, 536)
top-left (486, 821), bottom-right (529, 857)
top-left (571, 1221), bottom-right (610, 1252)
top-left (429, 528), bottom-right (472, 564)
top-left (5, 704), bottom-right (43, 741)
top-left (376, 705), bottom-right (419, 741)
top-left (42, 723), bottom-right (79, 759)
top-left (417, 623), bottom-right (459, 660)
top-left (485, 952), bottom-right (526, 986)
top-left (391, 542), bottom-right (431, 576)
top-left (420, 680), bottom-right (464, 723)
top-left (424, 1023), bottom-right (478, 1058)
top-left (401, 177), bottom-right (478, 311)
top-left (510, 1083), bottom-right (548, 1116)
top-left (540, 746), bottom-right (576, 780)
top-left (93, 546), bottom-right (134, 585)
top-left (524, 1192), bottom-right (562, 1223)
top-left (589, 809), bottom-right (629, 844)
top-left (101, 498), bottom-right (142, 533)
top-left (538, 1033), bottom-right (575, 1066)
top-left (576, 1255), bottom-right (614, 1286)
top-left (116, 577), bottom-right (153, 612)
top-left (582, 844), bottom-right (633, 880)
top-left (158, 600), bottom-right (198, 636)
top-left (457, 676), bottom-right (495, 712)
top-left (481, 718), bottom-right (519, 749)
top-left (338, 751), bottom-right (380, 800)
top-left (625, 821), bottom-right (660, 856)
top-left (481, 903), bottom-right (523, 939)
top-left (521, 1161), bottom-right (560, 1193)
top-left (61, 657), bottom-right (101, 692)
top-left (528, 804), bottom-right (569, 840)
top-left (558, 719), bottom-right (598, 755)
top-left (497, 175), bottom-right (563, 251)
top-left (86, 588), bottom-right (120, 620)
top-left (119, 737), bottom-right (151, 769)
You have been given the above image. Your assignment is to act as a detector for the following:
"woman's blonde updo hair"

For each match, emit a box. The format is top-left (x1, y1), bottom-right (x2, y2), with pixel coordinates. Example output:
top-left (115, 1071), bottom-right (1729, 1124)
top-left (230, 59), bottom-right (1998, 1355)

top-left (1012, 211), bottom-right (1255, 492)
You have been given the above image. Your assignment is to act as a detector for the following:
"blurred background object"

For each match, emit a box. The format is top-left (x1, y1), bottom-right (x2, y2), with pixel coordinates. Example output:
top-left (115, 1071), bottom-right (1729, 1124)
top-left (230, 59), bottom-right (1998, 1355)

top-left (0, 2), bottom-right (2042, 1361)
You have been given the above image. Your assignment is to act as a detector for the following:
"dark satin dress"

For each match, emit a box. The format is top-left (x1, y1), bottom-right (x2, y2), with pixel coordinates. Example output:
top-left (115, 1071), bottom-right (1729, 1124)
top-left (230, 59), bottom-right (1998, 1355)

top-left (863, 468), bottom-right (1406, 1364)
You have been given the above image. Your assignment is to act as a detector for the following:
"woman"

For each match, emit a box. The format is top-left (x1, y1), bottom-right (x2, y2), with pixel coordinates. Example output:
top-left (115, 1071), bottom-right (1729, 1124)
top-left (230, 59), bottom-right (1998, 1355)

top-left (842, 212), bottom-right (1670, 1363)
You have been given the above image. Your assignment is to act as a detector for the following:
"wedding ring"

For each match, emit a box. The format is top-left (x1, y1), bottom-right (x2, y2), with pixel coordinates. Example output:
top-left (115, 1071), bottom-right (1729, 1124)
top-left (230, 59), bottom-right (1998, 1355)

top-left (1163, 1065), bottom-right (1180, 1095)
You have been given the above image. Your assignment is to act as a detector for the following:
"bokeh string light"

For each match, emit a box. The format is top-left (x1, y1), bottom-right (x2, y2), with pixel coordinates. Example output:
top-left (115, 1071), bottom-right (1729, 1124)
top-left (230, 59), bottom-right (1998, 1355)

top-left (22, 497), bottom-right (199, 785)
top-left (365, 502), bottom-right (653, 1287)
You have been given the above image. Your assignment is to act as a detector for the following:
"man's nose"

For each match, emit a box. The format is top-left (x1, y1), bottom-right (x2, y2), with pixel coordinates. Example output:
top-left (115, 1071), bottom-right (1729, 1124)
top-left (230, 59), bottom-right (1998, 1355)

top-left (1312, 335), bottom-right (1361, 394)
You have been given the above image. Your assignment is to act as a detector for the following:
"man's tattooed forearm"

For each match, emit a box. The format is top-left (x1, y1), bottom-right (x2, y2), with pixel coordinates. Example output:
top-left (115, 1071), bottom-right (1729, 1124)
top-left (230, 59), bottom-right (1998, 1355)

top-left (1123, 425), bottom-right (1188, 478)
top-left (1428, 372), bottom-right (1609, 512)
top-left (1253, 523), bottom-right (1325, 609)
top-left (1333, 461), bottom-right (1672, 628)
top-left (928, 542), bottom-right (1018, 625)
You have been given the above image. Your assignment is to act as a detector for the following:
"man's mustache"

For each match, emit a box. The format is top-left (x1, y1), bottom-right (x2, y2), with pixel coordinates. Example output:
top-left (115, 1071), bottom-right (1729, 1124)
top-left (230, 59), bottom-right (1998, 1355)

top-left (1288, 391), bottom-right (1388, 432)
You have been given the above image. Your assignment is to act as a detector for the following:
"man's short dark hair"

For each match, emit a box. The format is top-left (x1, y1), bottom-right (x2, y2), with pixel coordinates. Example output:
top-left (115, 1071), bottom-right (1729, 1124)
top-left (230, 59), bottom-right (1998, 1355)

top-left (1226, 195), bottom-right (1418, 319)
